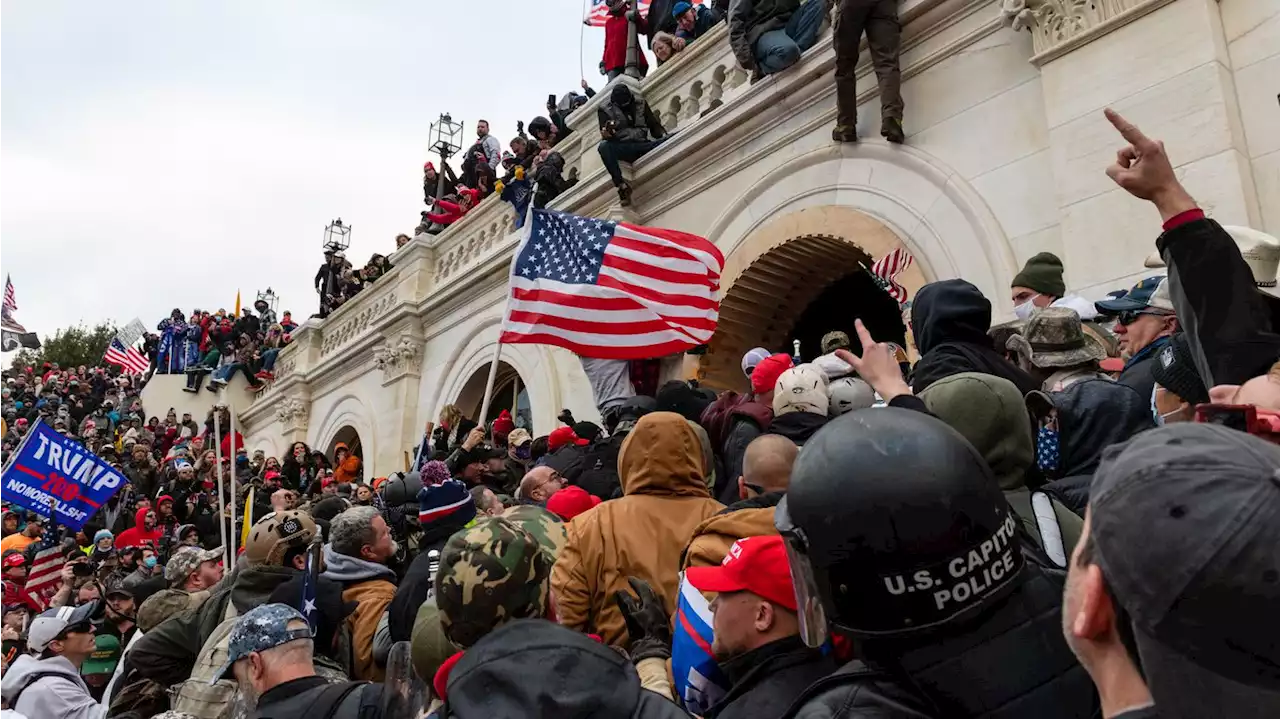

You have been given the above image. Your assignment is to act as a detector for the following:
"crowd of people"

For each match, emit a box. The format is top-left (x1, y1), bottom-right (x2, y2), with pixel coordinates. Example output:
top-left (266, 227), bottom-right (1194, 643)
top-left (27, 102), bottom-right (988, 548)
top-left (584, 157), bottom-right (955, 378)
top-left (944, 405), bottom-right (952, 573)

top-left (150, 303), bottom-right (299, 393)
top-left (314, 246), bottom-right (397, 319)
top-left (0, 111), bottom-right (1277, 719)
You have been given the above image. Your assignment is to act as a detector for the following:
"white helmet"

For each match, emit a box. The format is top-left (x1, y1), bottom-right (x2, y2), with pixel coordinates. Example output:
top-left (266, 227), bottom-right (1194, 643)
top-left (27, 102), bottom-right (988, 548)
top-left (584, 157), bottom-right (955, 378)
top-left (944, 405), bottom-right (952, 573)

top-left (828, 377), bottom-right (876, 416)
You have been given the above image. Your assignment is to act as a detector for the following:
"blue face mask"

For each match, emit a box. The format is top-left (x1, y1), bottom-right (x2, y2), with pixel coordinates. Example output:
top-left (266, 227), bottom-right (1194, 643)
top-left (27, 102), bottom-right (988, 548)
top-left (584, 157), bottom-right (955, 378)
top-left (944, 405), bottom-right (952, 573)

top-left (515, 446), bottom-right (532, 460)
top-left (1036, 424), bottom-right (1060, 475)
top-left (143, 555), bottom-right (157, 569)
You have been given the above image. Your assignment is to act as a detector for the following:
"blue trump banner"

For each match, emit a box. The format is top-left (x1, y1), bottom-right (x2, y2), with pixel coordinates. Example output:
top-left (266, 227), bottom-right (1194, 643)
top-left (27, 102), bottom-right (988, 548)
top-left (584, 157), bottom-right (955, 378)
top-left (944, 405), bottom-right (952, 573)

top-left (1, 419), bottom-right (127, 531)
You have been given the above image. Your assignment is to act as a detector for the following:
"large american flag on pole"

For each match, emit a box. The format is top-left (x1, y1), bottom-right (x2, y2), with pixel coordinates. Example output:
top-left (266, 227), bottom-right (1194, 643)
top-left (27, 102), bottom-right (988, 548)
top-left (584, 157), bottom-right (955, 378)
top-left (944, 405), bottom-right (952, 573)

top-left (584, 0), bottom-right (652, 26)
top-left (104, 337), bottom-right (150, 374)
top-left (501, 208), bottom-right (723, 360)
top-left (871, 247), bottom-right (915, 304)
top-left (3, 275), bottom-right (15, 313)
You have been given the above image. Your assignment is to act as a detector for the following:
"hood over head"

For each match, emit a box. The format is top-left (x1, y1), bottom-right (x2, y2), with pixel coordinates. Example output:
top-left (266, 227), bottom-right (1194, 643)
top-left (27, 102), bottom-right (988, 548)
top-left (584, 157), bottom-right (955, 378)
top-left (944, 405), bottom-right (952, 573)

top-left (919, 372), bottom-right (1033, 490)
top-left (446, 619), bottom-right (675, 717)
top-left (912, 279), bottom-right (994, 354)
top-left (134, 506), bottom-right (152, 528)
top-left (321, 543), bottom-right (396, 584)
top-left (229, 563), bottom-right (302, 615)
top-left (617, 411), bottom-right (710, 498)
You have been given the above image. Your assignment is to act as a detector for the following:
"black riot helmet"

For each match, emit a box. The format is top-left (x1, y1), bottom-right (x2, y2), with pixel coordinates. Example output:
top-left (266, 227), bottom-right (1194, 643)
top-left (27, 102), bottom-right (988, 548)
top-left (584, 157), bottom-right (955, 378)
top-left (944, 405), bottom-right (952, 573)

top-left (776, 407), bottom-right (1024, 646)
top-left (380, 470), bottom-right (424, 509)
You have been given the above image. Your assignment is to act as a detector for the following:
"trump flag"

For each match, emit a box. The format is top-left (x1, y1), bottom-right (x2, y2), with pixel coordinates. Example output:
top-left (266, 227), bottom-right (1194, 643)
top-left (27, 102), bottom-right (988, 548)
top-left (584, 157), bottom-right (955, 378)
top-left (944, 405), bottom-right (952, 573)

top-left (1, 419), bottom-right (128, 531)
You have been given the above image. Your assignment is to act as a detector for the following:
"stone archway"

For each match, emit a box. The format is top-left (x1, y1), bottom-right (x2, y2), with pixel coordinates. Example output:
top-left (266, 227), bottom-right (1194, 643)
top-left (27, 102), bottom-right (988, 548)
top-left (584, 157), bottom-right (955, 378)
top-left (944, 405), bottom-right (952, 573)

top-left (453, 361), bottom-right (531, 429)
top-left (700, 206), bottom-right (927, 390)
top-left (324, 425), bottom-right (363, 461)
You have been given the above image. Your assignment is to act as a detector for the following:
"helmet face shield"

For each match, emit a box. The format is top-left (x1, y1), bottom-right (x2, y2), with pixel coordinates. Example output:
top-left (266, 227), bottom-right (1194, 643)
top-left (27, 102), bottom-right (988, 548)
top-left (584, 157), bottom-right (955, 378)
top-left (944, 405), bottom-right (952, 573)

top-left (775, 496), bottom-right (828, 648)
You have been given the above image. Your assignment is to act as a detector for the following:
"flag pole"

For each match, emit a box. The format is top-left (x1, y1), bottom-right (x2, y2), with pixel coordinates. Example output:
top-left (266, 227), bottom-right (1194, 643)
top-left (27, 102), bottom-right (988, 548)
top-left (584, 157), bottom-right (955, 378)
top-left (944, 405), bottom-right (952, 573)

top-left (213, 409), bottom-right (229, 564)
top-left (229, 401), bottom-right (238, 560)
top-left (478, 181), bottom-right (538, 428)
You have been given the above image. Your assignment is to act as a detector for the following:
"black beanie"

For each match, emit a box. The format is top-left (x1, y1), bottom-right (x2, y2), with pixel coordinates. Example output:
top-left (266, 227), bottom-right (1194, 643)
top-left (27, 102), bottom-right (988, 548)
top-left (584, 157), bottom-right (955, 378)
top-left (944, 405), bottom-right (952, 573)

top-left (1011, 252), bottom-right (1067, 298)
top-left (1150, 334), bottom-right (1209, 405)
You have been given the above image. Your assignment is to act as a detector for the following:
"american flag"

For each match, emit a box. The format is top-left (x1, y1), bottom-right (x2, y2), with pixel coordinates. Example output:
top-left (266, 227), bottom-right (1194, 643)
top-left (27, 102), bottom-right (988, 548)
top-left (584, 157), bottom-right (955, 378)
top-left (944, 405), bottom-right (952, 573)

top-left (871, 247), bottom-right (915, 304)
top-left (584, 0), bottom-right (651, 26)
top-left (300, 538), bottom-right (320, 634)
top-left (104, 337), bottom-right (149, 374)
top-left (23, 531), bottom-right (66, 612)
top-left (3, 275), bottom-right (15, 313)
top-left (500, 209), bottom-right (723, 360)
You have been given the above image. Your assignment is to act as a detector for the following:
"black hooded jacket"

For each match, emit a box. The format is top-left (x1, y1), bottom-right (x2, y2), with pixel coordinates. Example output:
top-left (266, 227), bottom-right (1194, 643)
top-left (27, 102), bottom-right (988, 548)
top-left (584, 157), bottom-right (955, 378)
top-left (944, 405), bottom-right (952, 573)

top-left (386, 512), bottom-right (476, 643)
top-left (767, 411), bottom-right (829, 447)
top-left (1040, 379), bottom-right (1155, 514)
top-left (708, 635), bottom-right (837, 719)
top-left (910, 280), bottom-right (1039, 396)
top-left (440, 619), bottom-right (688, 718)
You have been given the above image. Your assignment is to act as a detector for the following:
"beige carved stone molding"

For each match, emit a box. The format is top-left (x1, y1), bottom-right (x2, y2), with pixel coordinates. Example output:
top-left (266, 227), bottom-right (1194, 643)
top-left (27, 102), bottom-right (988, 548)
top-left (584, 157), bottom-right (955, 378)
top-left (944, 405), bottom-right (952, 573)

top-left (273, 396), bottom-right (309, 431)
top-left (999, 0), bottom-right (1176, 65)
top-left (373, 332), bottom-right (422, 383)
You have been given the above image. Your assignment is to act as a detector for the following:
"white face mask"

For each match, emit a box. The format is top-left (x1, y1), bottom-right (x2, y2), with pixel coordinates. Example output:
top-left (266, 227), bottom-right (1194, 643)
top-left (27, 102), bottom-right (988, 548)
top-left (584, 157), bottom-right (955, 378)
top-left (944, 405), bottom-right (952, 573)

top-left (1013, 295), bottom-right (1041, 321)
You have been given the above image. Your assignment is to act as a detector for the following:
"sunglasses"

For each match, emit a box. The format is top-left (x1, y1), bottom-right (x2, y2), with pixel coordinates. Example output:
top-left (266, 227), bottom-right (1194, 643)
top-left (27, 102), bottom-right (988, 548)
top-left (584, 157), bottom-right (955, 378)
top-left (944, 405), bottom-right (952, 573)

top-left (1116, 309), bottom-right (1172, 326)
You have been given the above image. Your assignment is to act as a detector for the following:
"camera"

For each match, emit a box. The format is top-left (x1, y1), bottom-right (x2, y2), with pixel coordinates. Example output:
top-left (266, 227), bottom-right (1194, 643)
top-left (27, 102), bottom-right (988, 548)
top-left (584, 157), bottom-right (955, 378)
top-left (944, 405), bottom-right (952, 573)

top-left (71, 561), bottom-right (93, 577)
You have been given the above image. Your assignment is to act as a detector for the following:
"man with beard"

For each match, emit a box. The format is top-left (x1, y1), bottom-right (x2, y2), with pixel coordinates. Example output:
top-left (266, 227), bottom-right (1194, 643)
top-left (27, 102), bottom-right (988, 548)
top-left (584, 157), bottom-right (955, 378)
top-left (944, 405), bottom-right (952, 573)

top-left (114, 506), bottom-right (163, 550)
top-left (121, 545), bottom-right (160, 590)
top-left (321, 506), bottom-right (398, 681)
top-left (124, 444), bottom-right (160, 498)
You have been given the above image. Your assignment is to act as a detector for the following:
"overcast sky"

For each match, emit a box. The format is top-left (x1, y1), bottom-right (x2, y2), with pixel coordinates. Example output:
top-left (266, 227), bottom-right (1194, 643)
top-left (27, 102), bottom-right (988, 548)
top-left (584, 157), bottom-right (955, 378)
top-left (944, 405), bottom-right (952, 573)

top-left (2, 1), bottom-right (623, 345)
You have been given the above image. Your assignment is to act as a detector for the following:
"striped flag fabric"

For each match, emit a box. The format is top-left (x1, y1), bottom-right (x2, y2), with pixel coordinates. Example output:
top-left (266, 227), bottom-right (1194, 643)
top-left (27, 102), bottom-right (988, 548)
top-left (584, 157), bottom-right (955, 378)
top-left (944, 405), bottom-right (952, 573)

top-left (104, 337), bottom-right (150, 374)
top-left (671, 572), bottom-right (729, 715)
top-left (3, 275), bottom-right (15, 313)
top-left (870, 247), bottom-right (915, 304)
top-left (23, 533), bottom-right (66, 612)
top-left (500, 208), bottom-right (723, 360)
top-left (300, 538), bottom-right (321, 634)
top-left (584, 0), bottom-right (651, 26)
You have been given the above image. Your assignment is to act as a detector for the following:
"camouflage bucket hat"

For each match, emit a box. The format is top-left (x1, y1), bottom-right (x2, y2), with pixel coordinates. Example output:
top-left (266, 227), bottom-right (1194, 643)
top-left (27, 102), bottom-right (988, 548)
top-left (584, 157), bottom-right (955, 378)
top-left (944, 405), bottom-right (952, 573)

top-left (1016, 307), bottom-right (1106, 369)
top-left (434, 516), bottom-right (552, 649)
top-left (501, 504), bottom-right (568, 563)
top-left (164, 546), bottom-right (223, 585)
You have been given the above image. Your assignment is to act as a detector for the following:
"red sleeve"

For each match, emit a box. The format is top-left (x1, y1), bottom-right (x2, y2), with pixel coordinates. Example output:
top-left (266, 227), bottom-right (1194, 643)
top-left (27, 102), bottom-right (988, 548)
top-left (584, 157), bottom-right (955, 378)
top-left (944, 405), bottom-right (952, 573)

top-left (1162, 208), bottom-right (1204, 232)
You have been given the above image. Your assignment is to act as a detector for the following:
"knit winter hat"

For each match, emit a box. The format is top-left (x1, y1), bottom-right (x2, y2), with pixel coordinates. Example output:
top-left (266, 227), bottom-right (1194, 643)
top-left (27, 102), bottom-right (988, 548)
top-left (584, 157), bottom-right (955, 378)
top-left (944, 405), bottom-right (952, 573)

top-left (492, 410), bottom-right (515, 438)
top-left (418, 479), bottom-right (478, 525)
top-left (751, 353), bottom-right (794, 395)
top-left (1011, 252), bottom-right (1067, 298)
top-left (672, 1), bottom-right (693, 16)
top-left (773, 364), bottom-right (830, 417)
top-left (420, 459), bottom-right (452, 486)
top-left (94, 529), bottom-right (114, 543)
top-left (1150, 334), bottom-right (1209, 405)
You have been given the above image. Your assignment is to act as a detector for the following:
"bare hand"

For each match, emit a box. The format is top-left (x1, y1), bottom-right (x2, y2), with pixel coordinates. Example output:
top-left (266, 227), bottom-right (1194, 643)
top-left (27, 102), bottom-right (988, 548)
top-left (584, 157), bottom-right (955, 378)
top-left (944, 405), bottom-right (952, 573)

top-left (580, 79), bottom-right (589, 90)
top-left (462, 426), bottom-right (486, 451)
top-left (834, 319), bottom-right (911, 402)
top-left (1103, 108), bottom-right (1196, 220)
top-left (1, 626), bottom-right (18, 642)
top-left (60, 562), bottom-right (77, 586)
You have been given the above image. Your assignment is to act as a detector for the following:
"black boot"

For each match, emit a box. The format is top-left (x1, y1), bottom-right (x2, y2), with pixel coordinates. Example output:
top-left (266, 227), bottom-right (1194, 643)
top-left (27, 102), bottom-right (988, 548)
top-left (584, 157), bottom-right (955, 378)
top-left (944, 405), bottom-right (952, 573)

top-left (617, 182), bottom-right (633, 207)
top-left (881, 118), bottom-right (905, 144)
top-left (832, 125), bottom-right (858, 143)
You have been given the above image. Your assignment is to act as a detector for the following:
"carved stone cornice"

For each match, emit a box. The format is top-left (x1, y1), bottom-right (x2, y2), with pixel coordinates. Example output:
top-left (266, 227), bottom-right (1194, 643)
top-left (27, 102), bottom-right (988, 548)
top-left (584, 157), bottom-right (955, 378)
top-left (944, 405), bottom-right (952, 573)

top-left (372, 331), bottom-right (423, 385)
top-left (273, 395), bottom-right (309, 432)
top-left (999, 0), bottom-right (1176, 65)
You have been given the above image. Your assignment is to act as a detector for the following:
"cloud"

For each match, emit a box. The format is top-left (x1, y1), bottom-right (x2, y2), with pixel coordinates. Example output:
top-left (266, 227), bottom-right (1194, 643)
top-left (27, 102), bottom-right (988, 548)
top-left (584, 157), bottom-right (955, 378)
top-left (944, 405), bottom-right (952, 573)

top-left (2, 0), bottom-right (616, 344)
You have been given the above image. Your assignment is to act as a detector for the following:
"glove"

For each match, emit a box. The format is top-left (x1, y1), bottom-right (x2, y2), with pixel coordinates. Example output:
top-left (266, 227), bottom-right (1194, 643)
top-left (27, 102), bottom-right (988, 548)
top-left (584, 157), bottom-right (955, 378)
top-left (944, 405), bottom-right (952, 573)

top-left (613, 577), bottom-right (672, 662)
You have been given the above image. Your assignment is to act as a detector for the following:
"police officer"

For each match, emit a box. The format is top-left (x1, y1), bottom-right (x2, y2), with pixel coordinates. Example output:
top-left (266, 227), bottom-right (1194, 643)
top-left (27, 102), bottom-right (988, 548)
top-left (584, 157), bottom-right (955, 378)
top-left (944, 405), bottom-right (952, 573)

top-left (777, 408), bottom-right (1098, 717)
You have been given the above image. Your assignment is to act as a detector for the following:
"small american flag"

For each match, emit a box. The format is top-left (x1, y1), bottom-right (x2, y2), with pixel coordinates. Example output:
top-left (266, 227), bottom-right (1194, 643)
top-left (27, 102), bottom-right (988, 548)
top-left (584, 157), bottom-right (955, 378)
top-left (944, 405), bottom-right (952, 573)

top-left (584, 0), bottom-right (651, 26)
top-left (23, 532), bottom-right (65, 612)
top-left (871, 247), bottom-right (915, 304)
top-left (300, 538), bottom-right (321, 634)
top-left (501, 209), bottom-right (723, 360)
top-left (3, 275), bottom-right (15, 313)
top-left (104, 337), bottom-right (150, 374)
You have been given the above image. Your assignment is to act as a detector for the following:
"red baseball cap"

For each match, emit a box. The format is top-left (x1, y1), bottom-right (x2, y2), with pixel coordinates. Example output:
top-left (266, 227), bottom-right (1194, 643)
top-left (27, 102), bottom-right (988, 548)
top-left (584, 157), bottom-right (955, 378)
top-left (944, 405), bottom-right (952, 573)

top-left (2, 552), bottom-right (26, 569)
top-left (750, 354), bottom-right (794, 395)
top-left (685, 535), bottom-right (797, 611)
top-left (548, 426), bottom-right (588, 452)
top-left (546, 485), bottom-right (602, 521)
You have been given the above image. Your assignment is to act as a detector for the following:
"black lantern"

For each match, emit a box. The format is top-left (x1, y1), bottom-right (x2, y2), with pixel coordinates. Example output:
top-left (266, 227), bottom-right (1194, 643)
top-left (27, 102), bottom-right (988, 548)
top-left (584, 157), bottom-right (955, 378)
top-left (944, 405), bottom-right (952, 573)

top-left (256, 287), bottom-right (279, 313)
top-left (323, 218), bottom-right (351, 253)
top-left (429, 113), bottom-right (464, 161)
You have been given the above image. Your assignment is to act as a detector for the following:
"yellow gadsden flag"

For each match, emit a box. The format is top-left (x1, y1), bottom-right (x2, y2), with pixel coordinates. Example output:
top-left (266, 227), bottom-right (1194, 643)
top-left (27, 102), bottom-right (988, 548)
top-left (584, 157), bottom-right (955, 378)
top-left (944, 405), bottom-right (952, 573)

top-left (234, 290), bottom-right (241, 316)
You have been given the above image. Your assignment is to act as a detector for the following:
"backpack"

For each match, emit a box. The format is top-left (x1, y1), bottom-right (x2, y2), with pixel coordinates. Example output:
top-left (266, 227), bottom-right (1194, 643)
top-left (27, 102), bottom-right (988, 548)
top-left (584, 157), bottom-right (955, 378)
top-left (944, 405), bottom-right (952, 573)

top-left (574, 434), bottom-right (628, 501)
top-left (698, 391), bottom-right (748, 452)
top-left (8, 671), bottom-right (73, 710)
top-left (170, 600), bottom-right (240, 718)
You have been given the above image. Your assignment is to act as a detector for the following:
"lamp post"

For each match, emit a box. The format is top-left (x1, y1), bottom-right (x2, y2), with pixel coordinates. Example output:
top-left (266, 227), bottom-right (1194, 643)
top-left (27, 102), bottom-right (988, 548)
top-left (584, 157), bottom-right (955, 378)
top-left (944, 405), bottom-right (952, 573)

top-left (256, 287), bottom-right (279, 314)
top-left (428, 113), bottom-right (464, 202)
top-left (625, 2), bottom-right (643, 79)
top-left (323, 218), bottom-right (352, 254)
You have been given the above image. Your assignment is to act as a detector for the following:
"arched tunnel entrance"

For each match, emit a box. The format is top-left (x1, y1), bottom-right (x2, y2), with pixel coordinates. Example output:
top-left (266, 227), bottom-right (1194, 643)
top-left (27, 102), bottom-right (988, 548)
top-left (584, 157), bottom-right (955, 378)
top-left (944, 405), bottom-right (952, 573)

top-left (699, 221), bottom-right (923, 390)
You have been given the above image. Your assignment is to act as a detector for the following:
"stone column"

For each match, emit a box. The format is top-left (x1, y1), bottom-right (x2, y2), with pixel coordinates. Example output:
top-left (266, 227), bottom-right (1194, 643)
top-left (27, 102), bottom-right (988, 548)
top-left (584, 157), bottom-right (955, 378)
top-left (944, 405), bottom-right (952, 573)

top-left (371, 321), bottom-right (426, 475)
top-left (1005, 0), bottom-right (1262, 296)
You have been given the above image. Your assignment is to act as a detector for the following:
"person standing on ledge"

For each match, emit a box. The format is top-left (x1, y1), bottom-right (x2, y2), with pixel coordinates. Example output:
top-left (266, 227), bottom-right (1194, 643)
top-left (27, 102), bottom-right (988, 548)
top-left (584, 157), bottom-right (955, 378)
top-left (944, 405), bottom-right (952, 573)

top-left (831, 0), bottom-right (904, 143)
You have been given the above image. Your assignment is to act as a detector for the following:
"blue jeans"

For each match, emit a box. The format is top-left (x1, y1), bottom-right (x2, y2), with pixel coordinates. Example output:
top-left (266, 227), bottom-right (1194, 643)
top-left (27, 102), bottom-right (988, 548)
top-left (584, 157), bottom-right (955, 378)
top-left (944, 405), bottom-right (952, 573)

top-left (260, 348), bottom-right (279, 372)
top-left (755, 0), bottom-right (826, 75)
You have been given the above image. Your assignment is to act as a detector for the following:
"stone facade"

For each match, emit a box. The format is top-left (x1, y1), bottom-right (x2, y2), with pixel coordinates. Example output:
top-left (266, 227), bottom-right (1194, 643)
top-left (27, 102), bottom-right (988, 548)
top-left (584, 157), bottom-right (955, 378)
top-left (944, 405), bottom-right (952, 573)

top-left (237, 0), bottom-right (1278, 477)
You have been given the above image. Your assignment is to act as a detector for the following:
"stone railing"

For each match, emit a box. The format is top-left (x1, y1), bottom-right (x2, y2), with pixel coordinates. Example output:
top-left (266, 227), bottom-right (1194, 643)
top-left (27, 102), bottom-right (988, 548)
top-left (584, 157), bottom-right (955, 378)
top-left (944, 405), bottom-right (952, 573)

top-left (426, 193), bottom-right (517, 283)
top-left (644, 24), bottom-right (750, 133)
